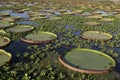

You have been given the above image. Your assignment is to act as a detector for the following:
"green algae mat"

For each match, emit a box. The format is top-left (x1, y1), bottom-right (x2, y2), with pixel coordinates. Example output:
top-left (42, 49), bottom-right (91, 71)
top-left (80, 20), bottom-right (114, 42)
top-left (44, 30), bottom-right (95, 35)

top-left (0, 49), bottom-right (12, 66)
top-left (81, 31), bottom-right (112, 41)
top-left (6, 25), bottom-right (34, 33)
top-left (21, 32), bottom-right (57, 44)
top-left (0, 36), bottom-right (10, 48)
top-left (59, 48), bottom-right (116, 74)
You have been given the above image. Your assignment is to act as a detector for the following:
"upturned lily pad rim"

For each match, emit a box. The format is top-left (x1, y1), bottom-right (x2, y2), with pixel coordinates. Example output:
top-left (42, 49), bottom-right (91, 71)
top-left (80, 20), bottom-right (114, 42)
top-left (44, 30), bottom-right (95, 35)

top-left (21, 31), bottom-right (57, 44)
top-left (81, 31), bottom-right (113, 41)
top-left (0, 49), bottom-right (12, 66)
top-left (59, 48), bottom-right (116, 74)
top-left (0, 36), bottom-right (10, 48)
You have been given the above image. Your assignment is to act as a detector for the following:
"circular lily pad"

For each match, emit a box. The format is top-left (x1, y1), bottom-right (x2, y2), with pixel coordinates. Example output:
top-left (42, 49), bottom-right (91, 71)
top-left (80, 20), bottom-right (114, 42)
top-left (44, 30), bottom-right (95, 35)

top-left (48, 17), bottom-right (61, 20)
top-left (0, 49), bottom-right (12, 66)
top-left (2, 18), bottom-right (15, 22)
top-left (0, 36), bottom-right (10, 48)
top-left (6, 25), bottom-right (34, 33)
top-left (30, 16), bottom-right (46, 21)
top-left (21, 32), bottom-right (57, 44)
top-left (0, 30), bottom-right (6, 36)
top-left (100, 18), bottom-right (114, 22)
top-left (58, 9), bottom-right (68, 13)
top-left (81, 31), bottom-right (112, 41)
top-left (84, 22), bottom-right (100, 26)
top-left (59, 48), bottom-right (116, 74)
top-left (0, 21), bottom-right (14, 29)
top-left (0, 12), bottom-right (10, 17)
top-left (86, 15), bottom-right (103, 19)
top-left (9, 16), bottom-right (22, 20)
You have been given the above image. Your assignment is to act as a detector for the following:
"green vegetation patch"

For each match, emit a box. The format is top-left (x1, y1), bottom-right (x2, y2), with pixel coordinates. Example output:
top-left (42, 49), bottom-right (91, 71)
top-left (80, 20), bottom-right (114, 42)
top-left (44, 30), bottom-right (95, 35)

top-left (60, 48), bottom-right (116, 70)
top-left (81, 31), bottom-right (113, 41)
top-left (0, 36), bottom-right (10, 48)
top-left (6, 25), bottom-right (34, 33)
top-left (21, 32), bottom-right (57, 44)
top-left (0, 49), bottom-right (11, 66)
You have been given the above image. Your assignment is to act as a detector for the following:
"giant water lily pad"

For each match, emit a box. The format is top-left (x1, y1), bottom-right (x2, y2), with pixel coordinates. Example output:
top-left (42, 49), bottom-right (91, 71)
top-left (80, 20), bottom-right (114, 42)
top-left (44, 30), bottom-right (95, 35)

top-left (59, 48), bottom-right (116, 74)
top-left (6, 25), bottom-right (34, 33)
top-left (100, 18), bottom-right (114, 22)
top-left (30, 16), bottom-right (46, 20)
top-left (0, 30), bottom-right (6, 36)
top-left (84, 22), bottom-right (100, 26)
top-left (0, 49), bottom-right (12, 66)
top-left (0, 12), bottom-right (10, 17)
top-left (48, 17), bottom-right (61, 20)
top-left (81, 31), bottom-right (112, 41)
top-left (0, 21), bottom-right (14, 29)
top-left (2, 18), bottom-right (15, 22)
top-left (0, 36), bottom-right (10, 48)
top-left (9, 16), bottom-right (22, 20)
top-left (86, 15), bottom-right (103, 19)
top-left (21, 32), bottom-right (57, 44)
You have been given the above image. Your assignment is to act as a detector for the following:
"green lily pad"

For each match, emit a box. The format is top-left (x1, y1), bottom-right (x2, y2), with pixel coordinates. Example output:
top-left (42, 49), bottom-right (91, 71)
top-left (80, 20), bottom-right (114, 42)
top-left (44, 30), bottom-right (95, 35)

top-left (2, 18), bottom-right (15, 22)
top-left (9, 16), bottom-right (22, 20)
top-left (59, 48), bottom-right (116, 74)
top-left (100, 18), bottom-right (114, 22)
top-left (0, 12), bottom-right (10, 17)
top-left (30, 16), bottom-right (46, 21)
top-left (21, 32), bottom-right (57, 44)
top-left (84, 22), bottom-right (100, 26)
top-left (0, 36), bottom-right (10, 48)
top-left (48, 17), bottom-right (62, 20)
top-left (0, 21), bottom-right (14, 29)
top-left (86, 15), bottom-right (103, 19)
top-left (81, 31), bottom-right (112, 41)
top-left (0, 49), bottom-right (12, 66)
top-left (6, 25), bottom-right (34, 33)
top-left (0, 30), bottom-right (6, 36)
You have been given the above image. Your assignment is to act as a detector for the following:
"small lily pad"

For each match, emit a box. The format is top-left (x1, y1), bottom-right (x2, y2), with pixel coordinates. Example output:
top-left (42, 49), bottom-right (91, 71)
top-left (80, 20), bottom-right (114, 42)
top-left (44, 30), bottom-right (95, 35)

top-left (0, 49), bottom-right (12, 66)
top-left (81, 31), bottom-right (112, 41)
top-left (21, 31), bottom-right (57, 44)
top-left (48, 16), bottom-right (61, 20)
top-left (0, 12), bottom-right (10, 17)
top-left (84, 22), bottom-right (100, 26)
top-left (0, 21), bottom-right (14, 29)
top-left (100, 18), bottom-right (114, 22)
top-left (0, 36), bottom-right (10, 48)
top-left (6, 25), bottom-right (34, 33)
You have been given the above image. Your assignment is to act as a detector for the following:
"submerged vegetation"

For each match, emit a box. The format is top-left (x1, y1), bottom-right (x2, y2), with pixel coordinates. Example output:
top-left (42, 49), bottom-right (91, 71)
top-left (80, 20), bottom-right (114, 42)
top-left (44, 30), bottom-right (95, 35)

top-left (0, 0), bottom-right (120, 80)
